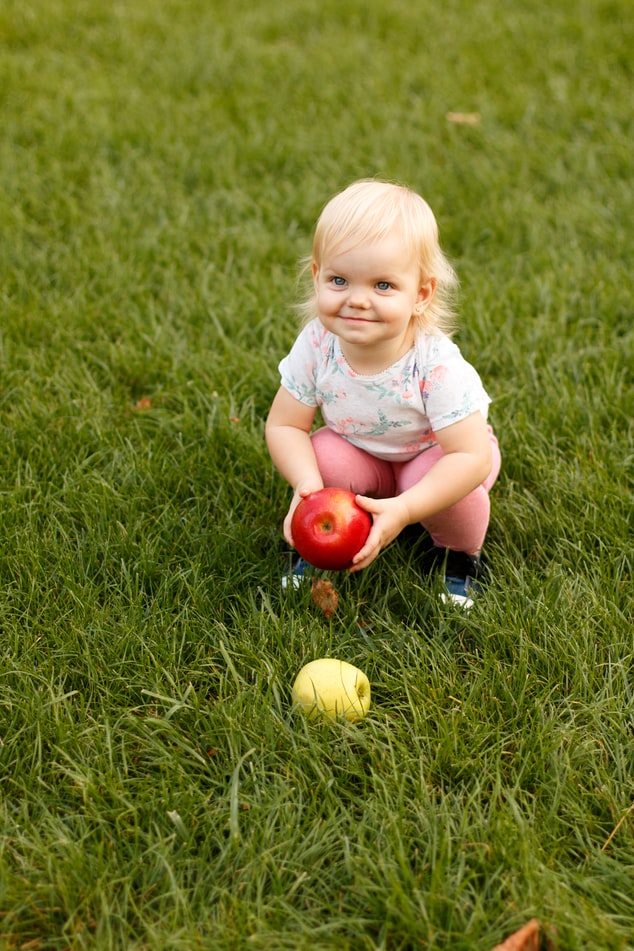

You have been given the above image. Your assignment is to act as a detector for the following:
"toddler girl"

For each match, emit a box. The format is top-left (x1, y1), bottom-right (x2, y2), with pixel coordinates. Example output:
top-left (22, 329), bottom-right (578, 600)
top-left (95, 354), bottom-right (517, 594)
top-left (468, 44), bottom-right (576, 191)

top-left (266, 179), bottom-right (501, 607)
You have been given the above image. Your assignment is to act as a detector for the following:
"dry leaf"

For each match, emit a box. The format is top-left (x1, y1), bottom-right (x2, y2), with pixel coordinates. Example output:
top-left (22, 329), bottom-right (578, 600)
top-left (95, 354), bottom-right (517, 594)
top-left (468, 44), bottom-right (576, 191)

top-left (134, 397), bottom-right (153, 410)
top-left (446, 111), bottom-right (481, 125)
top-left (491, 919), bottom-right (540, 951)
top-left (310, 578), bottom-right (339, 618)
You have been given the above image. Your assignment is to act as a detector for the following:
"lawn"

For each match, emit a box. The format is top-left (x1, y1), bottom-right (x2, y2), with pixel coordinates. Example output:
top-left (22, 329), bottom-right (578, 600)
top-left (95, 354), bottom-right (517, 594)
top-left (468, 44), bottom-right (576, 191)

top-left (0, 0), bottom-right (632, 948)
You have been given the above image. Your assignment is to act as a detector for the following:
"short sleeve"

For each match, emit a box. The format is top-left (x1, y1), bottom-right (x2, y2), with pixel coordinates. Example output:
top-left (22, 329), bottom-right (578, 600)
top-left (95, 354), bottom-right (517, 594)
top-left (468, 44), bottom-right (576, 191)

top-left (416, 334), bottom-right (491, 431)
top-left (278, 321), bottom-right (327, 407)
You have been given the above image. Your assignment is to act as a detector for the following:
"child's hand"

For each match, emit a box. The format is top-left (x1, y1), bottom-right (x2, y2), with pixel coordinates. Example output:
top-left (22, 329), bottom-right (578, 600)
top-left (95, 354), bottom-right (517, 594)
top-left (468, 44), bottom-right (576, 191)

top-left (283, 481), bottom-right (324, 547)
top-left (348, 495), bottom-right (411, 572)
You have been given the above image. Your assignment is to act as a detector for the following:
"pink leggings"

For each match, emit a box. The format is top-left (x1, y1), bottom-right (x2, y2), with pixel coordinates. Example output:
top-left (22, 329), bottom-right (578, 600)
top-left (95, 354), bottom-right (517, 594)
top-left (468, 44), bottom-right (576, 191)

top-left (311, 426), bottom-right (501, 554)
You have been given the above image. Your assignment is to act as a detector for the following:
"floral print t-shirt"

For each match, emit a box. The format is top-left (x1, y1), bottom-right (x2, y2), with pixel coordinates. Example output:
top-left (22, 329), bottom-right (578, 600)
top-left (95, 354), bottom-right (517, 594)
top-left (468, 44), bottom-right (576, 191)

top-left (278, 320), bottom-right (491, 462)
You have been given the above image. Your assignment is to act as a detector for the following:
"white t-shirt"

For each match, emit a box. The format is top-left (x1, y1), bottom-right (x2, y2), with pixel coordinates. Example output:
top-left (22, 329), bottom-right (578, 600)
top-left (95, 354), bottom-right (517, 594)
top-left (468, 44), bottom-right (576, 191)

top-left (278, 320), bottom-right (491, 462)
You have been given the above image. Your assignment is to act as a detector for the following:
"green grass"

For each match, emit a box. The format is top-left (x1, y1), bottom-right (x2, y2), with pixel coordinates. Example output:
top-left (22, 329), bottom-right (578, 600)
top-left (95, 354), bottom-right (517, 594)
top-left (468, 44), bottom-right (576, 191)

top-left (0, 0), bottom-right (632, 948)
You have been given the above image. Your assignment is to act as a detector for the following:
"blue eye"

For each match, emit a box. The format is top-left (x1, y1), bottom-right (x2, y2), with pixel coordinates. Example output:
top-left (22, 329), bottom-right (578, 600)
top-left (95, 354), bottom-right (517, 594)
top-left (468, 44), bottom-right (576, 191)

top-left (332, 276), bottom-right (346, 286)
top-left (376, 281), bottom-right (391, 291)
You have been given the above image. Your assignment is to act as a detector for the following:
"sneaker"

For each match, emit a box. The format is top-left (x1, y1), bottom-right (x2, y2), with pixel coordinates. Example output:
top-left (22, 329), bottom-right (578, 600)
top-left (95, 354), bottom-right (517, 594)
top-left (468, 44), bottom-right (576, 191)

top-left (441, 551), bottom-right (484, 609)
top-left (281, 555), bottom-right (314, 590)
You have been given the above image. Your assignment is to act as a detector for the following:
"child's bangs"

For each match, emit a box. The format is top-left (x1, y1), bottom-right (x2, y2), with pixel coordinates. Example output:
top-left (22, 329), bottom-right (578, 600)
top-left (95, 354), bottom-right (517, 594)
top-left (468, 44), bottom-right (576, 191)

top-left (314, 202), bottom-right (397, 261)
top-left (313, 182), bottom-right (437, 267)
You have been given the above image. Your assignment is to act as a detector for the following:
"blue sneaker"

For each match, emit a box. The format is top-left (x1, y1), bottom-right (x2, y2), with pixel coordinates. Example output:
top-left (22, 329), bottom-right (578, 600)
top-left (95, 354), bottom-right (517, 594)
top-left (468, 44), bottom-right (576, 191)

top-left (281, 555), bottom-right (314, 590)
top-left (441, 552), bottom-right (484, 609)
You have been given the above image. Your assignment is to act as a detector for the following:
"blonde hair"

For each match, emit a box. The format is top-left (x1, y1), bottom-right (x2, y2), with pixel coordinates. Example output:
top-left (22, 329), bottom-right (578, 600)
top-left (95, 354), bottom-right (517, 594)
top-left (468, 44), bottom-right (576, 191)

top-left (299, 179), bottom-right (458, 334)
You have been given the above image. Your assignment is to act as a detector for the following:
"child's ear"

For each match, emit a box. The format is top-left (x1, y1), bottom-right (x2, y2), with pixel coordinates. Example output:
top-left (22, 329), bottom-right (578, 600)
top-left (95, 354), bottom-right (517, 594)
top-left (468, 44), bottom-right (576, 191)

top-left (311, 261), bottom-right (319, 279)
top-left (417, 277), bottom-right (437, 307)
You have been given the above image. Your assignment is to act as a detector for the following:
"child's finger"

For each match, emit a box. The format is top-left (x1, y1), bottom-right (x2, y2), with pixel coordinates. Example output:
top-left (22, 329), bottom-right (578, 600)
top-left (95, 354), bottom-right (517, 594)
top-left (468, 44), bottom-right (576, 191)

top-left (354, 494), bottom-right (383, 516)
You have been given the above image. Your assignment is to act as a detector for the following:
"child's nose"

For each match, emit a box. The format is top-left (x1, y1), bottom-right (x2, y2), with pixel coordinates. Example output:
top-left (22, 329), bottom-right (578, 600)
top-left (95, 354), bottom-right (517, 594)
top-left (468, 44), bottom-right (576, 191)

top-left (348, 288), bottom-right (371, 308)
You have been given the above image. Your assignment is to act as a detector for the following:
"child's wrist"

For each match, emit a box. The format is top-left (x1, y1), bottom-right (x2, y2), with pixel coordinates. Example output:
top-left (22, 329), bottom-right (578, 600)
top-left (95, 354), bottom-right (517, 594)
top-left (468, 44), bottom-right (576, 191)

top-left (294, 478), bottom-right (324, 499)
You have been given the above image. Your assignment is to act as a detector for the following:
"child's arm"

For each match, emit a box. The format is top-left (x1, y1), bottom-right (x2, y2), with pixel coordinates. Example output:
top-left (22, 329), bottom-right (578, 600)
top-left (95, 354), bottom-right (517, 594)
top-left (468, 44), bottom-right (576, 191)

top-left (266, 386), bottom-right (322, 545)
top-left (351, 411), bottom-right (492, 571)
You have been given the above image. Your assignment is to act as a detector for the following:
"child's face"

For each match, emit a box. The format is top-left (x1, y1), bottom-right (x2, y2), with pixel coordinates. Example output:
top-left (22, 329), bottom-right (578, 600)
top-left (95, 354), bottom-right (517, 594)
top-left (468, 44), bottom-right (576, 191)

top-left (312, 232), bottom-right (433, 360)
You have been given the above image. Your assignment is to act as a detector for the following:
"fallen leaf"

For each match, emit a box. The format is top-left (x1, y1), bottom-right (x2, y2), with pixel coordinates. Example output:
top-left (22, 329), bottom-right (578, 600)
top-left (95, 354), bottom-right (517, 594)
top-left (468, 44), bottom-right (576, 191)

top-left (491, 919), bottom-right (540, 951)
top-left (310, 578), bottom-right (339, 618)
top-left (134, 397), bottom-right (153, 410)
top-left (446, 111), bottom-right (481, 125)
top-left (230, 416), bottom-right (241, 424)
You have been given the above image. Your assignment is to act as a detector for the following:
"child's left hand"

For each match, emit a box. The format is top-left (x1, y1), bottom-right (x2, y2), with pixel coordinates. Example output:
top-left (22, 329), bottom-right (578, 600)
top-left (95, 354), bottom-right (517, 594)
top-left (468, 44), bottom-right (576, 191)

top-left (348, 495), bottom-right (411, 571)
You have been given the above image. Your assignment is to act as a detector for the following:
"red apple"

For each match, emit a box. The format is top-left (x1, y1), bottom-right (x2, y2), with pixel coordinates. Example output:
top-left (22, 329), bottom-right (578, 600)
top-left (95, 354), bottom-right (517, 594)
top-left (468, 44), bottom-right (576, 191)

top-left (291, 487), bottom-right (372, 571)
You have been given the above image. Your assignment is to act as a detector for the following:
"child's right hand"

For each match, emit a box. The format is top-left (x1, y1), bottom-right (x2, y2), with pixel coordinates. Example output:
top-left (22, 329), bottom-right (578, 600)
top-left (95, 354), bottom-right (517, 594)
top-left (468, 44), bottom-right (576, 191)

top-left (283, 482), bottom-right (324, 547)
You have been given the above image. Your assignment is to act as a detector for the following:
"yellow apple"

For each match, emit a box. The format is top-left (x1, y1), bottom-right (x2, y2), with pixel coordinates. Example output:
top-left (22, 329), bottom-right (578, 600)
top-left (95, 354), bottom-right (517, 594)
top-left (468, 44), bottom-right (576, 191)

top-left (291, 658), bottom-right (371, 722)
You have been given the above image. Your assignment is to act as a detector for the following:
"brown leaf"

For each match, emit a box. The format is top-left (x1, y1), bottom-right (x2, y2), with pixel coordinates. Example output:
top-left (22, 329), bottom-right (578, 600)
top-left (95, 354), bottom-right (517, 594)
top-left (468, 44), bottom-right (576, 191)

top-left (491, 919), bottom-right (540, 951)
top-left (134, 396), bottom-right (153, 410)
top-left (446, 111), bottom-right (481, 125)
top-left (310, 578), bottom-right (339, 618)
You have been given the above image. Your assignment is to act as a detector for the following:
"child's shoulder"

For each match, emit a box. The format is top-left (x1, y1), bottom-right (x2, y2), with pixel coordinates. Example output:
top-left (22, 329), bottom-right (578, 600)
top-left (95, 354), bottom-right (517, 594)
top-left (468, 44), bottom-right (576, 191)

top-left (304, 319), bottom-right (336, 348)
top-left (414, 329), bottom-right (460, 364)
top-left (303, 318), bottom-right (330, 340)
top-left (293, 319), bottom-right (336, 359)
